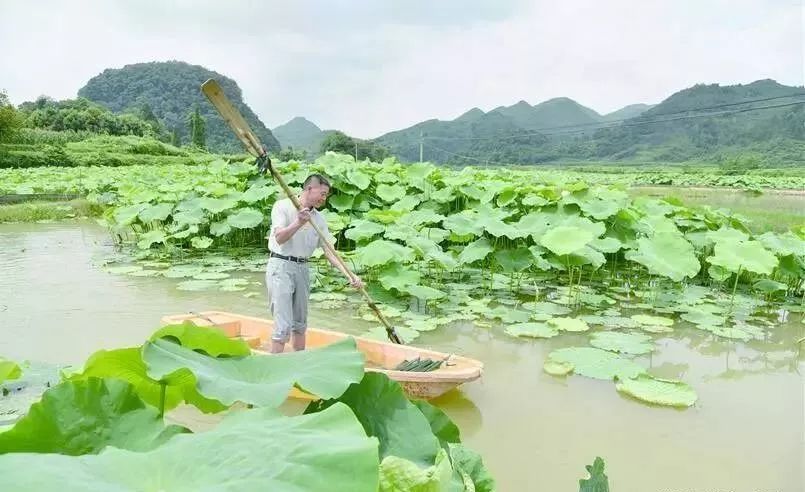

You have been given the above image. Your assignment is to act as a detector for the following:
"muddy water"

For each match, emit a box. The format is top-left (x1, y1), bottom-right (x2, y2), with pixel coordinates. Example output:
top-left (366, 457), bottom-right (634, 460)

top-left (1, 221), bottom-right (802, 492)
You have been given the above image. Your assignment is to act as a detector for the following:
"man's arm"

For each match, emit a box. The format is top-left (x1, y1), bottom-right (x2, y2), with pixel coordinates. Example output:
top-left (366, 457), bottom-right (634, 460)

top-left (323, 244), bottom-right (363, 289)
top-left (273, 208), bottom-right (311, 245)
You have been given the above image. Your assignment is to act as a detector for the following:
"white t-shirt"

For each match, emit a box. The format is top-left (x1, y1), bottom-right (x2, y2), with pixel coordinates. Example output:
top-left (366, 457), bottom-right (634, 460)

top-left (268, 198), bottom-right (334, 258)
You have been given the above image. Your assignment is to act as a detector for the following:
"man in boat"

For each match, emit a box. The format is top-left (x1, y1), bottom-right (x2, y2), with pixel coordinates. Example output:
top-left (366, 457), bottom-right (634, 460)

top-left (267, 173), bottom-right (363, 353)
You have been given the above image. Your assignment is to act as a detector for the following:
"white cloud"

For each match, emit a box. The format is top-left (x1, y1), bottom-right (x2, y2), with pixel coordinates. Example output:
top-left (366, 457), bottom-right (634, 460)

top-left (0, 0), bottom-right (802, 139)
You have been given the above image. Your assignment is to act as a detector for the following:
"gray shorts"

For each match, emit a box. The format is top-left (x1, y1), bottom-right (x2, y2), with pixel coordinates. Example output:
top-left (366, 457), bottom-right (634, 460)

top-left (266, 257), bottom-right (311, 343)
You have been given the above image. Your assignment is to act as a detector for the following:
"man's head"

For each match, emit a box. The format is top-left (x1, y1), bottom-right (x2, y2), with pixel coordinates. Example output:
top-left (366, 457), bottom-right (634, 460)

top-left (301, 174), bottom-right (331, 209)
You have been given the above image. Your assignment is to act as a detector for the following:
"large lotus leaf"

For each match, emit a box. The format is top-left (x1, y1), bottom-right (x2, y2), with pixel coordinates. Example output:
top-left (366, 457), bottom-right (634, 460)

top-left (346, 168), bottom-right (371, 190)
top-left (590, 237), bottom-right (622, 254)
top-left (706, 240), bottom-right (779, 275)
top-left (419, 227), bottom-right (450, 243)
top-left (493, 248), bottom-right (533, 272)
top-left (346, 220), bottom-right (386, 242)
top-left (547, 317), bottom-right (590, 332)
top-left (540, 226), bottom-right (594, 256)
top-left (66, 347), bottom-right (200, 413)
top-left (443, 211), bottom-right (483, 237)
top-left (590, 332), bottom-right (654, 355)
top-left (544, 347), bottom-right (646, 380)
top-left (479, 216), bottom-right (524, 239)
top-left (384, 222), bottom-right (420, 242)
top-left (138, 203), bottom-right (173, 223)
top-left (0, 378), bottom-right (187, 455)
top-left (579, 198), bottom-right (622, 220)
top-left (559, 215), bottom-right (606, 238)
top-left (149, 322), bottom-right (251, 357)
top-left (391, 195), bottom-right (422, 212)
top-left (757, 231), bottom-right (805, 257)
top-left (143, 338), bottom-right (365, 407)
top-left (329, 193), bottom-right (355, 212)
top-left (172, 208), bottom-right (205, 226)
top-left (680, 309), bottom-right (725, 327)
top-left (624, 233), bottom-right (700, 281)
top-left (458, 238), bottom-right (493, 264)
top-left (615, 374), bottom-right (697, 408)
top-left (198, 197), bottom-right (238, 214)
top-left (405, 236), bottom-right (441, 258)
top-left (752, 278), bottom-right (787, 293)
top-left (706, 227), bottom-right (749, 245)
top-left (227, 208), bottom-right (264, 229)
top-left (209, 220), bottom-right (232, 236)
top-left (366, 209), bottom-right (405, 225)
top-left (0, 358), bottom-right (21, 384)
top-left (357, 240), bottom-right (415, 268)
top-left (448, 443), bottom-right (496, 492)
top-left (113, 203), bottom-right (147, 225)
top-left (411, 400), bottom-right (461, 449)
top-left (305, 373), bottom-right (440, 466)
top-left (567, 246), bottom-right (606, 269)
top-left (400, 210), bottom-right (446, 227)
top-left (378, 263), bottom-right (421, 291)
top-left (515, 212), bottom-right (555, 240)
top-left (378, 449), bottom-right (452, 492)
top-left (637, 215), bottom-right (678, 235)
top-left (136, 230), bottom-right (167, 249)
top-left (0, 402), bottom-right (379, 492)
top-left (504, 322), bottom-right (559, 339)
top-left (376, 184), bottom-right (407, 203)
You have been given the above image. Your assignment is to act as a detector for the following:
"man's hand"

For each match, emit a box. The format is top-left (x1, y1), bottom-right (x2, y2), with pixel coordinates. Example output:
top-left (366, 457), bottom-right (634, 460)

top-left (349, 275), bottom-right (364, 289)
top-left (295, 208), bottom-right (311, 225)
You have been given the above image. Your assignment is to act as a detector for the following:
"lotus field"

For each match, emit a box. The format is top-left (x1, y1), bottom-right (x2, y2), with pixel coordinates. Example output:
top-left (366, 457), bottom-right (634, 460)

top-left (3, 153), bottom-right (803, 409)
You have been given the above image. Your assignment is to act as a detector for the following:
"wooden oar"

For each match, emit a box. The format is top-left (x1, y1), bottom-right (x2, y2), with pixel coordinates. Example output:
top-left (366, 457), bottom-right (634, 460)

top-left (200, 79), bottom-right (404, 345)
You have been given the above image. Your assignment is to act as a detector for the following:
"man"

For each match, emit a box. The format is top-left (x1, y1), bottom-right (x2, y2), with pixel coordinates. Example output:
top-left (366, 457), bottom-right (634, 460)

top-left (266, 173), bottom-right (363, 353)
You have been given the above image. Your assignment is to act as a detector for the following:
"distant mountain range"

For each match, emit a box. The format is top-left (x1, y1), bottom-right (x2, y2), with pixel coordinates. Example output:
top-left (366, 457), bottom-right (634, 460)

top-left (275, 79), bottom-right (805, 165)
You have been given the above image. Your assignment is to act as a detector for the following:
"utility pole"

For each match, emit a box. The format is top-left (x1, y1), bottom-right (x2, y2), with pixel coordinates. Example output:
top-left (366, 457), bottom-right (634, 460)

top-left (419, 131), bottom-right (423, 162)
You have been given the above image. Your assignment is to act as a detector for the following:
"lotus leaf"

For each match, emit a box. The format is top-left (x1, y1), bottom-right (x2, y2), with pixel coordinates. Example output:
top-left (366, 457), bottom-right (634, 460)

top-left (615, 374), bottom-right (697, 407)
top-left (544, 347), bottom-right (646, 380)
top-left (143, 337), bottom-right (365, 407)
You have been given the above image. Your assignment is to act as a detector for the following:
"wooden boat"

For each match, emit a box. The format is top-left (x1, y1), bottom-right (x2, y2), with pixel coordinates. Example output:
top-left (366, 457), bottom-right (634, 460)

top-left (160, 311), bottom-right (483, 400)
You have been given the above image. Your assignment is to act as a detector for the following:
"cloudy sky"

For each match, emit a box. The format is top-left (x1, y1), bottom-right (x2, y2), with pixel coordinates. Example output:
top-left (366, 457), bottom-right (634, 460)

top-left (1, 0), bottom-right (803, 138)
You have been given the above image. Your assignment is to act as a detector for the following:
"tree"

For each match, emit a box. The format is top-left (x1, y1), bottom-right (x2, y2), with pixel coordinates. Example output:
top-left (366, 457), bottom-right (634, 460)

top-left (188, 105), bottom-right (206, 149)
top-left (0, 90), bottom-right (23, 142)
top-left (320, 130), bottom-right (354, 155)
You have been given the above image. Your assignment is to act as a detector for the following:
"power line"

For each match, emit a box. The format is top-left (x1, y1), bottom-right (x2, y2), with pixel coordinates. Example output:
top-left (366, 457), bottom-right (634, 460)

top-left (422, 93), bottom-right (805, 142)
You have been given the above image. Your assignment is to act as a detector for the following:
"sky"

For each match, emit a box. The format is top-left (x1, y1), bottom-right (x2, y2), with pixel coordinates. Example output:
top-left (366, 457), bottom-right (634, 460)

top-left (1, 0), bottom-right (803, 139)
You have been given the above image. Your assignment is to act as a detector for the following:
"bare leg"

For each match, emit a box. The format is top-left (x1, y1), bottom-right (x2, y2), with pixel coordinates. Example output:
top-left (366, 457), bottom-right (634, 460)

top-left (292, 332), bottom-right (306, 351)
top-left (270, 340), bottom-right (286, 354)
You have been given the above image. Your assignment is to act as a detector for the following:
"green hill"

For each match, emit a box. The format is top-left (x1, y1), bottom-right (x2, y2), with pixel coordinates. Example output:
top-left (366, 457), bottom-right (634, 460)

top-left (272, 116), bottom-right (333, 155)
top-left (78, 61), bottom-right (280, 153)
top-left (375, 79), bottom-right (805, 166)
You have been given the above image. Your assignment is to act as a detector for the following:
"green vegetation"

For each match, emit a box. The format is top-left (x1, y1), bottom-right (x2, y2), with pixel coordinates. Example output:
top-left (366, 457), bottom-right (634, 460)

top-left (0, 199), bottom-right (98, 223)
top-left (321, 130), bottom-right (391, 162)
top-left (374, 79), bottom-right (805, 166)
top-left (0, 323), bottom-right (498, 490)
top-left (77, 61), bottom-right (280, 153)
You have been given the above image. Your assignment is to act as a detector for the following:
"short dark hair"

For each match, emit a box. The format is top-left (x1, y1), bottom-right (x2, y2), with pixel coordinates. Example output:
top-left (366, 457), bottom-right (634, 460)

top-left (303, 174), bottom-right (330, 189)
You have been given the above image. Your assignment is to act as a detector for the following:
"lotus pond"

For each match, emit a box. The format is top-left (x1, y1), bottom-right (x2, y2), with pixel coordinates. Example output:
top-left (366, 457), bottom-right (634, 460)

top-left (1, 219), bottom-right (802, 488)
top-left (1, 154), bottom-right (804, 489)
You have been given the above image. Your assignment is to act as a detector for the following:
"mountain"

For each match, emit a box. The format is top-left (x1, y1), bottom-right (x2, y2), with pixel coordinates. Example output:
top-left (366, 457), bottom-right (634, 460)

top-left (375, 79), bottom-right (805, 165)
top-left (602, 104), bottom-right (654, 121)
top-left (78, 61), bottom-right (280, 153)
top-left (272, 116), bottom-right (331, 155)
